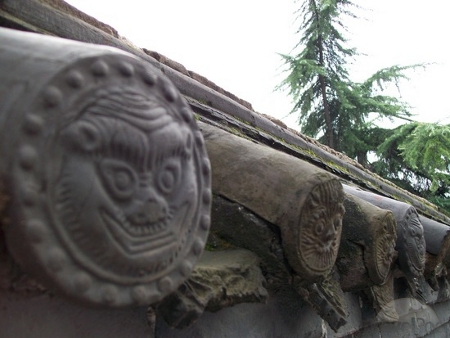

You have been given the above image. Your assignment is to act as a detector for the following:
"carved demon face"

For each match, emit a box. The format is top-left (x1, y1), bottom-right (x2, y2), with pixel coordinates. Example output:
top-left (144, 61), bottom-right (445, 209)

top-left (298, 179), bottom-right (345, 278)
top-left (371, 212), bottom-right (397, 284)
top-left (404, 212), bottom-right (426, 276)
top-left (53, 88), bottom-right (198, 282)
top-left (10, 54), bottom-right (210, 307)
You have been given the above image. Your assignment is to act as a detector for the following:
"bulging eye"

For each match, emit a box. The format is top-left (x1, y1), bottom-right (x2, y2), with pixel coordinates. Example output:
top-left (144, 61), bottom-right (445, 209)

top-left (157, 158), bottom-right (181, 194)
top-left (100, 159), bottom-right (137, 200)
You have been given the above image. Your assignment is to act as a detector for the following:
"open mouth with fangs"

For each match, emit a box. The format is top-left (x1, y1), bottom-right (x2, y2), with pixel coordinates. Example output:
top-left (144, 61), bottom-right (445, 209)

top-left (100, 206), bottom-right (176, 255)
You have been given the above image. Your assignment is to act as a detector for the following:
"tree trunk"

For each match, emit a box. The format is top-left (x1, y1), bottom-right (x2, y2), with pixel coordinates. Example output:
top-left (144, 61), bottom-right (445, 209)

top-left (311, 0), bottom-right (334, 149)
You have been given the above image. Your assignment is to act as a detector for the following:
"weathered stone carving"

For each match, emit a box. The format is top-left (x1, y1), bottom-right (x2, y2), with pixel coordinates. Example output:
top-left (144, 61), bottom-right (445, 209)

top-left (201, 122), bottom-right (345, 282)
top-left (336, 193), bottom-right (399, 323)
top-left (158, 249), bottom-right (268, 329)
top-left (209, 194), bottom-right (349, 331)
top-left (293, 270), bottom-right (348, 331)
top-left (337, 194), bottom-right (397, 290)
top-left (0, 28), bottom-right (211, 307)
top-left (343, 185), bottom-right (426, 299)
top-left (402, 212), bottom-right (426, 277)
top-left (420, 215), bottom-right (450, 283)
top-left (366, 273), bottom-right (399, 323)
top-left (201, 122), bottom-right (348, 329)
top-left (297, 180), bottom-right (345, 281)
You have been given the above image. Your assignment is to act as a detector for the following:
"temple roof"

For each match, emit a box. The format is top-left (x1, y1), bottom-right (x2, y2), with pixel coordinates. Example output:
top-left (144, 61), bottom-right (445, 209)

top-left (1, 1), bottom-right (450, 337)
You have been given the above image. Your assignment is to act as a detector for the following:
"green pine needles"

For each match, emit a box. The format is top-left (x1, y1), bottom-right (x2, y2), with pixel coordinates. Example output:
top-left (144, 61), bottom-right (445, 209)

top-left (278, 0), bottom-right (417, 156)
top-left (279, 0), bottom-right (449, 213)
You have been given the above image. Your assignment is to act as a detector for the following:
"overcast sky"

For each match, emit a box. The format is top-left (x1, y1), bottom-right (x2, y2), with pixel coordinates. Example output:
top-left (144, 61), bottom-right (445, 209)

top-left (66, 0), bottom-right (450, 130)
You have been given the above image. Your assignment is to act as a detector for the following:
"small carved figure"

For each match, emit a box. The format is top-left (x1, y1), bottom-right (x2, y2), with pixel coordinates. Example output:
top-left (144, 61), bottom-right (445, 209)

top-left (293, 269), bottom-right (348, 332)
top-left (158, 249), bottom-right (268, 329)
top-left (367, 273), bottom-right (399, 323)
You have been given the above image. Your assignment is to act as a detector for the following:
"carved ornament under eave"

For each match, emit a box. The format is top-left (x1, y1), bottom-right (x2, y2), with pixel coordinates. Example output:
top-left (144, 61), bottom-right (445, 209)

top-left (343, 185), bottom-right (427, 298)
top-left (338, 193), bottom-right (398, 290)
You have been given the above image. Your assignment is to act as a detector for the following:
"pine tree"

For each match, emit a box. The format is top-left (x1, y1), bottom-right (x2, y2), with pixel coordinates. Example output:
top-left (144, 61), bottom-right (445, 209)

top-left (279, 0), bottom-right (450, 212)
top-left (278, 0), bottom-right (418, 161)
top-left (373, 122), bottom-right (450, 211)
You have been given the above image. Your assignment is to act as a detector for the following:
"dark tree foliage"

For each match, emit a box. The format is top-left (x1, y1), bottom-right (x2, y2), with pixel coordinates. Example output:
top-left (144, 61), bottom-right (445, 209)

top-left (372, 122), bottom-right (450, 212)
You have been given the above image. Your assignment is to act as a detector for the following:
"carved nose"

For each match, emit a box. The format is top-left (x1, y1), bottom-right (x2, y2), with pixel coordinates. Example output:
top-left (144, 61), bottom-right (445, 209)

top-left (129, 199), bottom-right (168, 225)
top-left (324, 226), bottom-right (336, 242)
